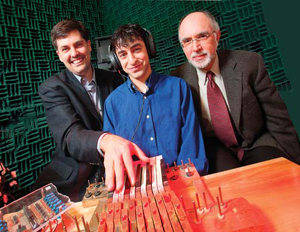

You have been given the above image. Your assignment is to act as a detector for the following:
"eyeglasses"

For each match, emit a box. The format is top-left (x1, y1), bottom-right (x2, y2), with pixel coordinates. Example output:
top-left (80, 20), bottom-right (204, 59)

top-left (181, 31), bottom-right (216, 48)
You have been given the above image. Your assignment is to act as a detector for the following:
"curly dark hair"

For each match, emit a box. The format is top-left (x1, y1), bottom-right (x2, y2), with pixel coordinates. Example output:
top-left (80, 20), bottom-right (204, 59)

top-left (110, 23), bottom-right (147, 51)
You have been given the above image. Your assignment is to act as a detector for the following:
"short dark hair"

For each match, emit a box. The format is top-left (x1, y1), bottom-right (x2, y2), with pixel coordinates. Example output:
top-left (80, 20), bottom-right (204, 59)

top-left (51, 19), bottom-right (89, 50)
top-left (110, 24), bottom-right (147, 51)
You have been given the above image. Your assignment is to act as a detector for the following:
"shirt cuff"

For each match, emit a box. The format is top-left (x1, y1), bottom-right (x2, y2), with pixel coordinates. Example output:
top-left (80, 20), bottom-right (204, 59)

top-left (97, 132), bottom-right (110, 157)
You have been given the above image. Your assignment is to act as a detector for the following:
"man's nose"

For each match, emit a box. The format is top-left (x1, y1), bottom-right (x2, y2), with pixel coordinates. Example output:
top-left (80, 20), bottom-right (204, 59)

top-left (128, 52), bottom-right (136, 64)
top-left (70, 47), bottom-right (79, 57)
top-left (192, 39), bottom-right (202, 51)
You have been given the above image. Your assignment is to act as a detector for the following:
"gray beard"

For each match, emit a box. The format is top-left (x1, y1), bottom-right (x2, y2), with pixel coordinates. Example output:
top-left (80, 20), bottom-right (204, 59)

top-left (188, 54), bottom-right (213, 70)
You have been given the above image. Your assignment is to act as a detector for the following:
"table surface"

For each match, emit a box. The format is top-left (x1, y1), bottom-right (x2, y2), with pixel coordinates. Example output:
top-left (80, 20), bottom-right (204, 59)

top-left (71, 157), bottom-right (300, 232)
top-left (202, 157), bottom-right (300, 232)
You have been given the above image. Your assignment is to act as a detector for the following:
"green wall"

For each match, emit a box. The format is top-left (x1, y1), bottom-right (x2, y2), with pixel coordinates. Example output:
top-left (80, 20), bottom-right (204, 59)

top-left (261, 0), bottom-right (300, 133)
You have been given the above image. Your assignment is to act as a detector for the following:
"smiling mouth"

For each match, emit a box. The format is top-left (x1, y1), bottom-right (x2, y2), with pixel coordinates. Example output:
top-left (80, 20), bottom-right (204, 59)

top-left (192, 53), bottom-right (207, 60)
top-left (130, 64), bottom-right (142, 71)
top-left (72, 58), bottom-right (84, 65)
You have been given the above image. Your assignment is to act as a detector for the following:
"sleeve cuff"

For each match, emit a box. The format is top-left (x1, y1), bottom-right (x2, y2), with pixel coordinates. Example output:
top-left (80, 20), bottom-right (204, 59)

top-left (97, 132), bottom-right (110, 157)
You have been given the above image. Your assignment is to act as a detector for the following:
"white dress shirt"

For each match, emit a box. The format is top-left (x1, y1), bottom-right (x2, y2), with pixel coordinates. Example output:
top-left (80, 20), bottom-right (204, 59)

top-left (73, 68), bottom-right (102, 117)
top-left (73, 69), bottom-right (105, 155)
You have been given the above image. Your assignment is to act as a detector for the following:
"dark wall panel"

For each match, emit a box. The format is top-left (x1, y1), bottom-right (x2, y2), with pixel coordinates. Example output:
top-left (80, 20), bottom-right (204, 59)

top-left (0, 0), bottom-right (106, 203)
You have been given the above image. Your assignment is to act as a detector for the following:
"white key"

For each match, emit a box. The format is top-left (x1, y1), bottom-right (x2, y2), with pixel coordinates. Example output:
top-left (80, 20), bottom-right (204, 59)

top-left (141, 164), bottom-right (147, 197)
top-left (151, 158), bottom-right (158, 195)
top-left (130, 164), bottom-right (138, 199)
top-left (156, 156), bottom-right (165, 193)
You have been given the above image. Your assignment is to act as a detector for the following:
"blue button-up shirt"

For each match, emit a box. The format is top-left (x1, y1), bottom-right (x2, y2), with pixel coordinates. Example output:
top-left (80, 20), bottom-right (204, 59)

top-left (103, 71), bottom-right (208, 175)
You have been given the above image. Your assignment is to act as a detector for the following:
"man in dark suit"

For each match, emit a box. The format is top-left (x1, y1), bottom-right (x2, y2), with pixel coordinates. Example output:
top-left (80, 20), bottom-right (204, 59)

top-left (33, 19), bottom-right (149, 201)
top-left (171, 11), bottom-right (300, 173)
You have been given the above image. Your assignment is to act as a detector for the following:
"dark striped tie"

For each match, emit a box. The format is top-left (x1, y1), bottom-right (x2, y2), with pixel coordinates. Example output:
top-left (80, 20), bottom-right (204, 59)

top-left (206, 71), bottom-right (244, 160)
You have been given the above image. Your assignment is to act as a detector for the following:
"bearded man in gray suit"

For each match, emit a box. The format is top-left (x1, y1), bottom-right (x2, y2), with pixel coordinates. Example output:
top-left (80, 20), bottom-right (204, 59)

top-left (171, 11), bottom-right (300, 173)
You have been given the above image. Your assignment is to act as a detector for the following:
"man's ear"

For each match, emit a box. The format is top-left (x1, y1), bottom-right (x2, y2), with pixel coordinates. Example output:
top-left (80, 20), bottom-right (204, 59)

top-left (56, 50), bottom-right (63, 62)
top-left (216, 30), bottom-right (221, 43)
top-left (87, 40), bottom-right (92, 52)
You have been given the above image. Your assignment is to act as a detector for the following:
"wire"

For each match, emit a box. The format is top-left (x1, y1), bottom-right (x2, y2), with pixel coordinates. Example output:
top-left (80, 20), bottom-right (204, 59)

top-left (131, 96), bottom-right (146, 142)
top-left (130, 73), bottom-right (152, 142)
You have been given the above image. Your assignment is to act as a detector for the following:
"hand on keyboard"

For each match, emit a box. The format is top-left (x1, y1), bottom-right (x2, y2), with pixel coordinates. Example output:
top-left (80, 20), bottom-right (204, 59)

top-left (101, 134), bottom-right (150, 192)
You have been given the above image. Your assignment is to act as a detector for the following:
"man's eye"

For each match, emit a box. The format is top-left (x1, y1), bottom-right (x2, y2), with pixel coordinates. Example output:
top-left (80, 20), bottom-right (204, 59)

top-left (61, 48), bottom-right (69, 52)
top-left (118, 53), bottom-right (126, 58)
top-left (182, 38), bottom-right (192, 44)
top-left (74, 43), bottom-right (83, 49)
top-left (134, 48), bottom-right (141, 52)
top-left (198, 33), bottom-right (209, 39)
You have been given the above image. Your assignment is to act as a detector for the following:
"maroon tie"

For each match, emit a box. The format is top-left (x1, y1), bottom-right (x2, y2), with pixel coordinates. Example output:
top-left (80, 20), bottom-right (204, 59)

top-left (206, 71), bottom-right (244, 160)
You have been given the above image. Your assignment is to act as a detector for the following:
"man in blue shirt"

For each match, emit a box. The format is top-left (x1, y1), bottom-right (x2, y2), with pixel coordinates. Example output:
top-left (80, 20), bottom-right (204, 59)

top-left (103, 24), bottom-right (208, 192)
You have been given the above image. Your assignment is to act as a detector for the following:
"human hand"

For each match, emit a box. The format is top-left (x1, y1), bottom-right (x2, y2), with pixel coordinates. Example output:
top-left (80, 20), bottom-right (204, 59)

top-left (100, 134), bottom-right (149, 192)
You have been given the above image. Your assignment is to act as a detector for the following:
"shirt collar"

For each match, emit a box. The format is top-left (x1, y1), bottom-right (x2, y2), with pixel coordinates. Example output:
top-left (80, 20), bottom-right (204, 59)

top-left (126, 71), bottom-right (159, 95)
top-left (73, 67), bottom-right (96, 85)
top-left (210, 54), bottom-right (220, 77)
top-left (196, 54), bottom-right (221, 85)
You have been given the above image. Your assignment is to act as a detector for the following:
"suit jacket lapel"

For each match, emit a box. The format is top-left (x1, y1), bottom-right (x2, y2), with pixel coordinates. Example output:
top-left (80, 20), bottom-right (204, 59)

top-left (186, 64), bottom-right (200, 94)
top-left (65, 69), bottom-right (101, 123)
top-left (218, 51), bottom-right (242, 129)
top-left (183, 63), bottom-right (202, 117)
